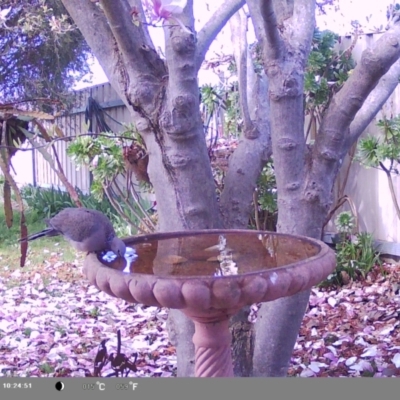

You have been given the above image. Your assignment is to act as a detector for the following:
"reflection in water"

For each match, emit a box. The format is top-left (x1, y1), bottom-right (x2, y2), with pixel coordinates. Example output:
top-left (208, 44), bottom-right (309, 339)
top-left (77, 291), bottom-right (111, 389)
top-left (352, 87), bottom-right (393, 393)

top-left (102, 247), bottom-right (137, 273)
top-left (212, 235), bottom-right (238, 277)
top-left (99, 232), bottom-right (319, 277)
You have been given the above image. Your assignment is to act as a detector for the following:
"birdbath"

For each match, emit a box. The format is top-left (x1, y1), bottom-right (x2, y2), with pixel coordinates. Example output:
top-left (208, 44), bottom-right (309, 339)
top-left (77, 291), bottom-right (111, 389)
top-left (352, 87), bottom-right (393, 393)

top-left (83, 229), bottom-right (336, 377)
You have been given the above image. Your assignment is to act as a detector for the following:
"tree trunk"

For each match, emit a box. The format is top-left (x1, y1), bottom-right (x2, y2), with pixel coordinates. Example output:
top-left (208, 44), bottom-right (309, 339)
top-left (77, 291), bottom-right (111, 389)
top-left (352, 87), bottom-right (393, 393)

top-left (166, 309), bottom-right (196, 377)
top-left (253, 290), bottom-right (310, 376)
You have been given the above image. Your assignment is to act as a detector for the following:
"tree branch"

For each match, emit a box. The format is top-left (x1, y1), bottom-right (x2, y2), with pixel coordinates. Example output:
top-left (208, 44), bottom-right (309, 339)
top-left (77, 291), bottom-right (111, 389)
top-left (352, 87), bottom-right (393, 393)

top-left (301, 27), bottom-right (400, 238)
top-left (62, 0), bottom-right (165, 117)
top-left (0, 126), bottom-right (28, 266)
top-left (128, 183), bottom-right (157, 231)
top-left (229, 10), bottom-right (255, 137)
top-left (99, 0), bottom-right (163, 76)
top-left (383, 167), bottom-right (400, 221)
top-left (220, 72), bottom-right (272, 228)
top-left (313, 27), bottom-right (400, 175)
top-left (112, 177), bottom-right (155, 232)
top-left (21, 129), bottom-right (83, 208)
top-left (163, 0), bottom-right (195, 79)
top-left (162, 0), bottom-right (199, 130)
top-left (246, 0), bottom-right (283, 60)
top-left (196, 0), bottom-right (245, 70)
top-left (103, 184), bottom-right (146, 233)
top-left (292, 0), bottom-right (315, 50)
top-left (348, 58), bottom-right (400, 147)
top-left (51, 143), bottom-right (83, 208)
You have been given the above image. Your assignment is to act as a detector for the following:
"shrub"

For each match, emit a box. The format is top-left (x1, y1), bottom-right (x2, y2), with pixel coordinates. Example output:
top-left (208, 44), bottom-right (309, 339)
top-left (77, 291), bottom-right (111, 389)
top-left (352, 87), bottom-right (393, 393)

top-left (21, 185), bottom-right (75, 218)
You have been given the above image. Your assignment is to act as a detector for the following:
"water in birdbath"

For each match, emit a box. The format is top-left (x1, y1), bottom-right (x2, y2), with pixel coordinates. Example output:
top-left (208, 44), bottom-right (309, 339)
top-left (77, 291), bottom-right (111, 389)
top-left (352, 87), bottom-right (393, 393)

top-left (100, 232), bottom-right (319, 277)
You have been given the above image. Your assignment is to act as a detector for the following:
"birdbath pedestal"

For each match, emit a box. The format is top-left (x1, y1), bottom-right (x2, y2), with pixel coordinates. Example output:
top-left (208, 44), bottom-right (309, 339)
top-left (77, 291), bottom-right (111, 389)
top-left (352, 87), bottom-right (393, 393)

top-left (83, 230), bottom-right (336, 377)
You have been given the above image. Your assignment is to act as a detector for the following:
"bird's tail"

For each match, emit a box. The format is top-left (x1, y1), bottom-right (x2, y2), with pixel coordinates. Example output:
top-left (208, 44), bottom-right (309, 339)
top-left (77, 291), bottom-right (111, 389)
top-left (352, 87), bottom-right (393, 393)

top-left (19, 228), bottom-right (58, 242)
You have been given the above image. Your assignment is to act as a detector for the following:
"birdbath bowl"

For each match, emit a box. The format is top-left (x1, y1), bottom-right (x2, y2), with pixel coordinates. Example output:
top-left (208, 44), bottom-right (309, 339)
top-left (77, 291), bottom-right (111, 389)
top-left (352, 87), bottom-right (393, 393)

top-left (83, 229), bottom-right (336, 377)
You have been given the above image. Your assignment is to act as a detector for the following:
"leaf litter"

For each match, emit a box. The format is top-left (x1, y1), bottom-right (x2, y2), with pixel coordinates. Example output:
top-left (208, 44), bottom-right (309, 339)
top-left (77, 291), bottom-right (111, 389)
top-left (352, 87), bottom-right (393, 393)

top-left (0, 260), bottom-right (176, 377)
top-left (1, 257), bottom-right (400, 377)
top-left (288, 262), bottom-right (400, 377)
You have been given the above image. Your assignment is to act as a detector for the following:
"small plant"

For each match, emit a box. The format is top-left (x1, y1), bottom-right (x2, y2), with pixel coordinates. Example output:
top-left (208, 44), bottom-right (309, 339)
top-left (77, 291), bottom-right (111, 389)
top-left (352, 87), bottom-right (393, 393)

top-left (322, 211), bottom-right (381, 286)
top-left (89, 307), bottom-right (100, 318)
top-left (55, 325), bottom-right (67, 337)
top-left (39, 363), bottom-right (54, 375)
top-left (23, 328), bottom-right (33, 338)
top-left (325, 232), bottom-right (381, 286)
top-left (92, 330), bottom-right (138, 377)
top-left (334, 210), bottom-right (355, 243)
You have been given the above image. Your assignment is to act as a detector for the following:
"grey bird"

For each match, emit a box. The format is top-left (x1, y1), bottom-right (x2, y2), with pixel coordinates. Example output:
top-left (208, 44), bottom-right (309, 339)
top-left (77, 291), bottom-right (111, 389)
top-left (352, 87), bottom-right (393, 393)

top-left (19, 207), bottom-right (126, 257)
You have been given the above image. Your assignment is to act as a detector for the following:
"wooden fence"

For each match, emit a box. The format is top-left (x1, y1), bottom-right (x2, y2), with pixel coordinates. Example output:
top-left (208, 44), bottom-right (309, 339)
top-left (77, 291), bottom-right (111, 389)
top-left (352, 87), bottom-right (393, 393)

top-left (34, 83), bottom-right (131, 194)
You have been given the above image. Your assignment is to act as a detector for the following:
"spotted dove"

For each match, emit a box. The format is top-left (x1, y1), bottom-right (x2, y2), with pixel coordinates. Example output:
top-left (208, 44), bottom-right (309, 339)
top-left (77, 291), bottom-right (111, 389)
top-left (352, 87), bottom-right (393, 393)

top-left (19, 207), bottom-right (126, 256)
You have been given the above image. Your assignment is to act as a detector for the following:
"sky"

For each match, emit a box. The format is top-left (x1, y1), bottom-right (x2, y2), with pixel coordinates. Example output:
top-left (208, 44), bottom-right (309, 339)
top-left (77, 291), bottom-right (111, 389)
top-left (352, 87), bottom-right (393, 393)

top-left (73, 0), bottom-right (397, 90)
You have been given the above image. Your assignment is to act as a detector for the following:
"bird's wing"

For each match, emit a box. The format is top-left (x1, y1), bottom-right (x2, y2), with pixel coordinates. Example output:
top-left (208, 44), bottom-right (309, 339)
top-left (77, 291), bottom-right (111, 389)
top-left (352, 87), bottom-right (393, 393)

top-left (49, 208), bottom-right (114, 243)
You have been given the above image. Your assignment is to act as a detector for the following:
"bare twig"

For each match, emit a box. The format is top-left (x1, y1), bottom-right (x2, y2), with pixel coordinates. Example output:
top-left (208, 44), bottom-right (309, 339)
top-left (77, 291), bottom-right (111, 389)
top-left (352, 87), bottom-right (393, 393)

top-left (336, 143), bottom-right (357, 200)
top-left (0, 98), bottom-right (62, 107)
top-left (253, 190), bottom-right (261, 230)
top-left (112, 179), bottom-right (155, 232)
top-left (316, 0), bottom-right (336, 14)
top-left (21, 124), bottom-right (83, 208)
top-left (380, 162), bottom-right (400, 221)
top-left (128, 183), bottom-right (156, 230)
top-left (0, 131), bottom-right (136, 151)
top-left (61, 0), bottom-right (119, 81)
top-left (103, 185), bottom-right (146, 234)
